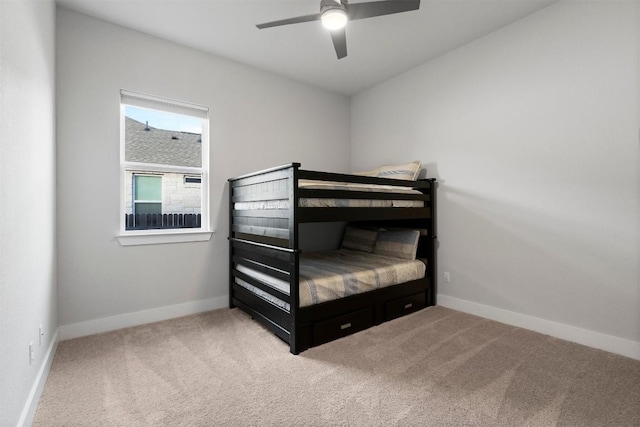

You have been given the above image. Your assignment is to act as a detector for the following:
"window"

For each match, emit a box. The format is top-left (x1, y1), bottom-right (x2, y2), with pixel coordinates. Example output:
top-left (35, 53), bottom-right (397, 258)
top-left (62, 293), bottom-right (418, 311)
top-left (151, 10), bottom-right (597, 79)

top-left (119, 90), bottom-right (211, 245)
top-left (184, 176), bottom-right (202, 184)
top-left (133, 174), bottom-right (162, 215)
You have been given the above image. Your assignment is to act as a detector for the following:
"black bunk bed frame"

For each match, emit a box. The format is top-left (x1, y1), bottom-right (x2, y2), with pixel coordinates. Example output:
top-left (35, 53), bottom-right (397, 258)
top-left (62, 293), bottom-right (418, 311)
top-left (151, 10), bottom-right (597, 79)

top-left (228, 163), bottom-right (437, 354)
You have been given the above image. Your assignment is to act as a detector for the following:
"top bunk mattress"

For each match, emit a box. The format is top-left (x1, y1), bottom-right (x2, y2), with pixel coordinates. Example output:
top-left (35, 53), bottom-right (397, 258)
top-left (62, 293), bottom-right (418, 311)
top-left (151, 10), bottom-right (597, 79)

top-left (234, 180), bottom-right (425, 210)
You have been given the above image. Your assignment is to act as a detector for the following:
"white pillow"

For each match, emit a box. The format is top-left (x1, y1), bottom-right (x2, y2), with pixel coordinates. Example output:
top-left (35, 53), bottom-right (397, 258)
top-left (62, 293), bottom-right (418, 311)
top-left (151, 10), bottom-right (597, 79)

top-left (375, 161), bottom-right (421, 181)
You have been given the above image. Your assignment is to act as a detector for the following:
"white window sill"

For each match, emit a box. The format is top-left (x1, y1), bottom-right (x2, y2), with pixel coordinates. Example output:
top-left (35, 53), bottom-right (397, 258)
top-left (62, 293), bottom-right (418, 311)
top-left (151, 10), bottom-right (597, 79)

top-left (116, 229), bottom-right (213, 246)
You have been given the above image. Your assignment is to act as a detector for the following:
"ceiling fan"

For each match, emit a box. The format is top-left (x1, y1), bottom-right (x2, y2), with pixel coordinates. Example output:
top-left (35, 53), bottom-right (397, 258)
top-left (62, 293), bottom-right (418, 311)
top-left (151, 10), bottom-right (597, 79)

top-left (256, 0), bottom-right (421, 60)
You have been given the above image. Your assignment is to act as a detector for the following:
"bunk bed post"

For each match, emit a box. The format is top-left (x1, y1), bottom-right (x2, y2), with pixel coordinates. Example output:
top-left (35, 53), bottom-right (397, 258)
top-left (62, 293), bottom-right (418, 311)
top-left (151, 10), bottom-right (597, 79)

top-left (228, 180), bottom-right (235, 309)
top-left (428, 178), bottom-right (438, 306)
top-left (289, 164), bottom-right (301, 354)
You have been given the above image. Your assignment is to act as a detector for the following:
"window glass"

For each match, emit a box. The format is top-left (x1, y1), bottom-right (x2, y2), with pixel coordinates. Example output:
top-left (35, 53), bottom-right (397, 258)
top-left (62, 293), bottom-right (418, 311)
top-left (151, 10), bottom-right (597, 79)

top-left (124, 106), bottom-right (202, 168)
top-left (134, 175), bottom-right (162, 201)
top-left (134, 203), bottom-right (162, 215)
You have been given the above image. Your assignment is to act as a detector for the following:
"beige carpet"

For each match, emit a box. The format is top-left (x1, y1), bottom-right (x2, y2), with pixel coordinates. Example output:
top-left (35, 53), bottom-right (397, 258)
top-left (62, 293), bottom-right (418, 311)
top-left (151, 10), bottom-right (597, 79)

top-left (34, 306), bottom-right (640, 426)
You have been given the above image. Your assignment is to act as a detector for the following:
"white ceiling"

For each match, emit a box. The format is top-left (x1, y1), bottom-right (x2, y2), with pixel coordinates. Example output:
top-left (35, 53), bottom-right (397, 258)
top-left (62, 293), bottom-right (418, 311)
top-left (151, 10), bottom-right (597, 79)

top-left (56, 0), bottom-right (557, 96)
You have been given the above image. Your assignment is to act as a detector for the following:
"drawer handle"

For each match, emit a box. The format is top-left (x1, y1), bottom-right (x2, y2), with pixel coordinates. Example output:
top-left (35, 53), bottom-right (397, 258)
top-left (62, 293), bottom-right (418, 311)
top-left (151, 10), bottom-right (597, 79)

top-left (340, 322), bottom-right (352, 330)
top-left (404, 303), bottom-right (413, 309)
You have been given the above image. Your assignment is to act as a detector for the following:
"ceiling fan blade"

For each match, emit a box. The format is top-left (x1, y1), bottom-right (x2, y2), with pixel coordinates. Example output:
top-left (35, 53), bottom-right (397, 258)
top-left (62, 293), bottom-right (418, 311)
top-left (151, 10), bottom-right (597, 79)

top-left (330, 28), bottom-right (347, 59)
top-left (256, 13), bottom-right (322, 29)
top-left (347, 0), bottom-right (420, 21)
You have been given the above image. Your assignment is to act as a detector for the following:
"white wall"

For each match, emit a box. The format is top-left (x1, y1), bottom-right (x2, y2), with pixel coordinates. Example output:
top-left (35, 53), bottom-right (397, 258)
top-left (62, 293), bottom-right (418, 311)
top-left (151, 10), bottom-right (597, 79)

top-left (351, 1), bottom-right (640, 357)
top-left (0, 0), bottom-right (57, 425)
top-left (56, 8), bottom-right (350, 329)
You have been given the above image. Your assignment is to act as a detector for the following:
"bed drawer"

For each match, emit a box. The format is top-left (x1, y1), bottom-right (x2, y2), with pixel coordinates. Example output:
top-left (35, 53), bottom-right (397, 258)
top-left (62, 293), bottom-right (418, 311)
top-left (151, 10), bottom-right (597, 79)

top-left (312, 308), bottom-right (373, 346)
top-left (385, 292), bottom-right (425, 321)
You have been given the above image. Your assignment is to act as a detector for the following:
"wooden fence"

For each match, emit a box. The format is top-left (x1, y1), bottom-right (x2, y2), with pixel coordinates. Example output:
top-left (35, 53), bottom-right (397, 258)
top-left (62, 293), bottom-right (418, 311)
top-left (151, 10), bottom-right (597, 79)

top-left (125, 213), bottom-right (201, 230)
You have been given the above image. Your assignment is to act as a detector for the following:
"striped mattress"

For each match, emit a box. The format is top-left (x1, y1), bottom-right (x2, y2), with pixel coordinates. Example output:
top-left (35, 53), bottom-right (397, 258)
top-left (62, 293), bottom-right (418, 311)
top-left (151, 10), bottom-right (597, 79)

top-left (234, 180), bottom-right (424, 210)
top-left (235, 249), bottom-right (426, 309)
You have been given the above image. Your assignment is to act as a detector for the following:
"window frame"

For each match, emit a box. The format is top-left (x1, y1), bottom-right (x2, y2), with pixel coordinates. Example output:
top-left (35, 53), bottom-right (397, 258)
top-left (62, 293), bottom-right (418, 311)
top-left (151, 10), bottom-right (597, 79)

top-left (117, 90), bottom-right (212, 246)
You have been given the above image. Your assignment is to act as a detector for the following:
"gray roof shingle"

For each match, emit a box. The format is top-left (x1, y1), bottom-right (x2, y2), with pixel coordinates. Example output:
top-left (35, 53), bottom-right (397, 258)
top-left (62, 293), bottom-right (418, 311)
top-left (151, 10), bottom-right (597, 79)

top-left (125, 116), bottom-right (202, 168)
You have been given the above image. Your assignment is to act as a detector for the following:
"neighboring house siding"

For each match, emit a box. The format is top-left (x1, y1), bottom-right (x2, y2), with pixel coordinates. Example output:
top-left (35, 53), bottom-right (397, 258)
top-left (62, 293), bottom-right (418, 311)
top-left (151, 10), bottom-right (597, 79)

top-left (163, 173), bottom-right (202, 213)
top-left (125, 171), bottom-right (201, 215)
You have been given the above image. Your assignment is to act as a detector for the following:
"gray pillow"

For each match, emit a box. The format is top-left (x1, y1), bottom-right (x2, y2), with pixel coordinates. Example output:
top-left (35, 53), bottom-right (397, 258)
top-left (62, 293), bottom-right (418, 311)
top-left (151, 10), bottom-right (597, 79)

top-left (341, 226), bottom-right (378, 253)
top-left (373, 229), bottom-right (420, 260)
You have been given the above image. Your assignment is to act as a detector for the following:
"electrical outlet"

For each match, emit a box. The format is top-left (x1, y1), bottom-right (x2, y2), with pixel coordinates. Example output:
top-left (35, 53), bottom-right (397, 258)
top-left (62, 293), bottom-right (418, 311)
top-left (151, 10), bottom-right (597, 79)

top-left (29, 341), bottom-right (34, 365)
top-left (443, 272), bottom-right (451, 284)
top-left (39, 324), bottom-right (44, 346)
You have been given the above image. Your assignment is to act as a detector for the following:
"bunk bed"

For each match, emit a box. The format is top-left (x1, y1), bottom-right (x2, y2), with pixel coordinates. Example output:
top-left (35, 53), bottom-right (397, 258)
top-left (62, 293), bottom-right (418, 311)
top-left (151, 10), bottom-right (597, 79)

top-left (228, 162), bottom-right (437, 354)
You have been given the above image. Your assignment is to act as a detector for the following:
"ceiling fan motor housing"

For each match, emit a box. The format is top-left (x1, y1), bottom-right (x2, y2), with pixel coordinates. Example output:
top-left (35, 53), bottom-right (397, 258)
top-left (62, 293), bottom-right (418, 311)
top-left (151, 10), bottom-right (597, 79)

top-left (320, 0), bottom-right (347, 14)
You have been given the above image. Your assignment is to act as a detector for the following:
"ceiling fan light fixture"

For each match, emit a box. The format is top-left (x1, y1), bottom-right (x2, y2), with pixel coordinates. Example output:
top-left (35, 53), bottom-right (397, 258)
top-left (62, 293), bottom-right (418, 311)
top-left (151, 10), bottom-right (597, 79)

top-left (321, 8), bottom-right (347, 31)
top-left (255, 0), bottom-right (421, 59)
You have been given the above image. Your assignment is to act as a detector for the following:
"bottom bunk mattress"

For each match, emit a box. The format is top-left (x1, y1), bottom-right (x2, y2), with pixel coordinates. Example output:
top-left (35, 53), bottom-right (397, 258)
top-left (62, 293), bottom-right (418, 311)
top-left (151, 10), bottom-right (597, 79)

top-left (235, 249), bottom-right (426, 310)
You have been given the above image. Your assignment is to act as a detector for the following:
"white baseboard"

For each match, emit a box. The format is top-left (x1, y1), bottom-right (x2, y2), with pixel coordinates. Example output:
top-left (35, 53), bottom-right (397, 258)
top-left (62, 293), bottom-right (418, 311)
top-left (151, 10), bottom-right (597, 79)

top-left (59, 296), bottom-right (229, 341)
top-left (18, 328), bottom-right (60, 427)
top-left (438, 294), bottom-right (640, 361)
